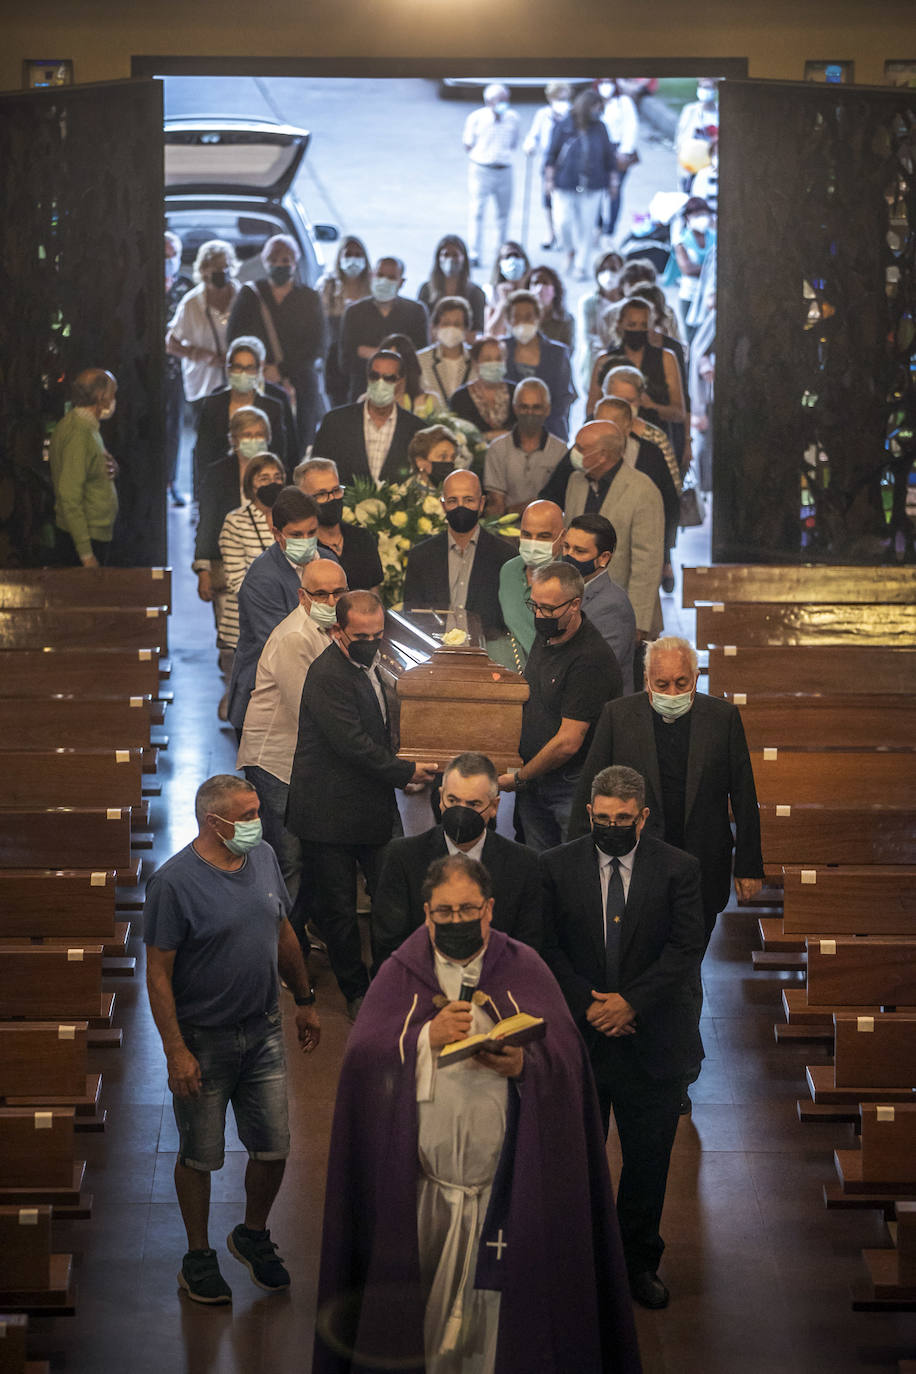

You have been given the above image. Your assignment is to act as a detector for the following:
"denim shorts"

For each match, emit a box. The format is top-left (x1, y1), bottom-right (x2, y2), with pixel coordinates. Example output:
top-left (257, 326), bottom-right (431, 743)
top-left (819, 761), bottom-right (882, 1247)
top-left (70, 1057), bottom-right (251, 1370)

top-left (173, 1007), bottom-right (290, 1172)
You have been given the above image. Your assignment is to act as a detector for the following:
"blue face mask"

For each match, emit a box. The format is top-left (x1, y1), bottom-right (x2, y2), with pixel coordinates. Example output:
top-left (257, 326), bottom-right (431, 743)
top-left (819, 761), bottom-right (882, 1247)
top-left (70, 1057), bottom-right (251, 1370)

top-left (211, 814), bottom-right (262, 855)
top-left (339, 255), bottom-right (366, 277)
top-left (228, 370), bottom-right (258, 394)
top-left (518, 538), bottom-right (556, 568)
top-left (477, 360), bottom-right (506, 385)
top-left (371, 275), bottom-right (399, 303)
top-left (650, 688), bottom-right (694, 722)
top-left (238, 437), bottom-right (267, 460)
top-left (284, 534), bottom-right (318, 565)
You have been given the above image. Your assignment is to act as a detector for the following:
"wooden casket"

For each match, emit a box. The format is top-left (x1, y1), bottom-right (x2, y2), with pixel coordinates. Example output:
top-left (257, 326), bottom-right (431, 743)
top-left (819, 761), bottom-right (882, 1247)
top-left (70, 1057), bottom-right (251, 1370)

top-left (380, 610), bottom-right (529, 773)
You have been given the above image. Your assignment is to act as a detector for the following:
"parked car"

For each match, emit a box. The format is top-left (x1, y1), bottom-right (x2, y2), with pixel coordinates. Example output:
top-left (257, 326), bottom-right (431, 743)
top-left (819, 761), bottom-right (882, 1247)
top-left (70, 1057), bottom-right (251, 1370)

top-left (163, 118), bottom-right (338, 286)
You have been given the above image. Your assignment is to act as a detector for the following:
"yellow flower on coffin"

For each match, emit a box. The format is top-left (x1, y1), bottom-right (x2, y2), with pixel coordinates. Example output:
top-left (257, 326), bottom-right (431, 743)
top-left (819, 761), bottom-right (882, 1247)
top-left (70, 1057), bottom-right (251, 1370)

top-left (354, 497), bottom-right (386, 525)
top-left (390, 510), bottom-right (408, 528)
top-left (395, 536), bottom-right (411, 551)
top-left (422, 494), bottom-right (442, 517)
top-left (417, 516), bottom-right (433, 534)
top-left (442, 628), bottom-right (468, 646)
top-left (341, 507), bottom-right (356, 523)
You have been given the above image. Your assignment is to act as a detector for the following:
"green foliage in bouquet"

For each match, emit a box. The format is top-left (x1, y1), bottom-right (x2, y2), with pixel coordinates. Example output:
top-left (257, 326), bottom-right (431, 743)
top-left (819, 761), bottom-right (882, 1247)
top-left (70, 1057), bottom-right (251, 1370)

top-left (341, 473), bottom-right (447, 607)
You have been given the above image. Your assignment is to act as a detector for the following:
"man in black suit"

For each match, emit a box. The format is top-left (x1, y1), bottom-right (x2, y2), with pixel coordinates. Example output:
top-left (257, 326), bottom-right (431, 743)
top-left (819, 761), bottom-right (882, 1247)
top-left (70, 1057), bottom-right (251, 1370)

top-left (285, 590), bottom-right (438, 1018)
top-left (569, 635), bottom-right (764, 1102)
top-left (541, 764), bottom-right (705, 1311)
top-left (311, 349), bottom-right (426, 486)
top-left (371, 750), bottom-right (542, 968)
top-left (403, 469), bottom-right (515, 639)
top-left (338, 255), bottom-right (429, 401)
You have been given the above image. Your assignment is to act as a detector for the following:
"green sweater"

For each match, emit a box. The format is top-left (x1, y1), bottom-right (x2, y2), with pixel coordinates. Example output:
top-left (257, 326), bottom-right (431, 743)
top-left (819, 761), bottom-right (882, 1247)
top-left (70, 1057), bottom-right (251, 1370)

top-left (49, 408), bottom-right (119, 557)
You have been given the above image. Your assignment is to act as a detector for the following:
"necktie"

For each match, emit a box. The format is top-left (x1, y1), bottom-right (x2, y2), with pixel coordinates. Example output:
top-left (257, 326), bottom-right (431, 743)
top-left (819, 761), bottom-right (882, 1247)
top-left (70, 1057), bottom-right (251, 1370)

top-left (604, 857), bottom-right (625, 991)
top-left (585, 480), bottom-right (603, 514)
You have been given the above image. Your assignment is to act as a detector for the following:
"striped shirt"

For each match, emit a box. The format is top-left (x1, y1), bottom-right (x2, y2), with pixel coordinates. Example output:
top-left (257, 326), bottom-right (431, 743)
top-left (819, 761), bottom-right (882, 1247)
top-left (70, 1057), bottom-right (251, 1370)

top-left (217, 502), bottom-right (273, 649)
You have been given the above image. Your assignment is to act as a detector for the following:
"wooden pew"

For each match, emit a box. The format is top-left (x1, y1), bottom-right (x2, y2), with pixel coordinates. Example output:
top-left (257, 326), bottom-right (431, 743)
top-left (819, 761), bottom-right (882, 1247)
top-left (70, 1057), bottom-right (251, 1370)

top-left (696, 601), bottom-right (916, 650)
top-left (0, 750), bottom-right (147, 809)
top-left (751, 747), bottom-right (916, 808)
top-left (0, 697), bottom-right (163, 751)
top-left (856, 1202), bottom-right (916, 1310)
top-left (782, 866), bottom-right (916, 935)
top-left (0, 648), bottom-right (164, 699)
top-left (0, 810), bottom-right (135, 870)
top-left (0, 607), bottom-right (168, 653)
top-left (0, 1207), bottom-right (74, 1316)
top-left (785, 936), bottom-right (916, 1037)
top-left (0, 870), bottom-right (120, 941)
top-left (0, 1024), bottom-right (103, 1131)
top-left (0, 1313), bottom-right (50, 1374)
top-left (833, 1104), bottom-right (916, 1202)
top-left (683, 564), bottom-right (916, 607)
top-left (707, 645), bottom-right (916, 697)
top-left (834, 1013), bottom-right (916, 1088)
top-left (0, 1110), bottom-right (88, 1220)
top-left (0, 944), bottom-right (106, 1021)
top-left (0, 567), bottom-right (171, 612)
top-left (724, 694), bottom-right (914, 750)
top-left (761, 809), bottom-right (916, 869)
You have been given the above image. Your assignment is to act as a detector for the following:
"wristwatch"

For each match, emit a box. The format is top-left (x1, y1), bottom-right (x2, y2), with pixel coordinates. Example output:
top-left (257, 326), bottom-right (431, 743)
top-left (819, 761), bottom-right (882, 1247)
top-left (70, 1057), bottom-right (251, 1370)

top-left (293, 988), bottom-right (316, 1007)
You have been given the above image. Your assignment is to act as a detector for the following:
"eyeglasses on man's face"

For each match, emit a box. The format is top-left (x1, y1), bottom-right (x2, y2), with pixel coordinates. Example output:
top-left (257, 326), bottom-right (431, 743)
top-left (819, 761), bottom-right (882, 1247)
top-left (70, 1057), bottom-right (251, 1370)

top-left (525, 594), bottom-right (576, 616)
top-left (428, 901), bottom-right (487, 924)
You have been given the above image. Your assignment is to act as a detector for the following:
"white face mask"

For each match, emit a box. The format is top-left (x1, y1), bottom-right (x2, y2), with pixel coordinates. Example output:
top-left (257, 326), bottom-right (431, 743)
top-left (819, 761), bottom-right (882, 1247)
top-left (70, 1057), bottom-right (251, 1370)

top-left (511, 322), bottom-right (538, 346)
top-left (99, 400), bottom-right (116, 421)
top-left (689, 215), bottom-right (711, 234)
top-left (597, 269), bottom-right (616, 291)
top-left (518, 538), bottom-right (556, 568)
top-left (551, 99), bottom-right (570, 117)
top-left (698, 85), bottom-right (716, 105)
top-left (598, 82), bottom-right (614, 100)
top-left (650, 687), bottom-right (694, 721)
top-left (238, 437), bottom-right (266, 460)
top-left (569, 446), bottom-right (586, 472)
top-left (437, 326), bottom-right (465, 350)
top-left (308, 600), bottom-right (338, 629)
top-left (500, 256), bottom-right (527, 282)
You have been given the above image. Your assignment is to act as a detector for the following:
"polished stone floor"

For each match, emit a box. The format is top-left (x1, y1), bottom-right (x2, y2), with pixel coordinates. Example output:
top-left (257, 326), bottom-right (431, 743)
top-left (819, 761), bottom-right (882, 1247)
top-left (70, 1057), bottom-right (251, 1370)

top-left (24, 508), bottom-right (915, 1373)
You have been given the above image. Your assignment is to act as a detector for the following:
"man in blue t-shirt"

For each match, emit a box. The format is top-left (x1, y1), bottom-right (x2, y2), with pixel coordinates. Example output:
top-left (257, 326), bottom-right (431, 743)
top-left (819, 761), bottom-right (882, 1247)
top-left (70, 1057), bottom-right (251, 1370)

top-left (144, 773), bottom-right (320, 1306)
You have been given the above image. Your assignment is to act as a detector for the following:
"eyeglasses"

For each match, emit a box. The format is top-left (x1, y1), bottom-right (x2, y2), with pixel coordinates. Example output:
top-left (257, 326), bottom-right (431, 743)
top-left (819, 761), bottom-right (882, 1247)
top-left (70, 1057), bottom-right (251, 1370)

top-left (312, 486), bottom-right (344, 502)
top-left (228, 367), bottom-right (258, 377)
top-left (307, 588), bottom-right (346, 602)
top-left (525, 595), bottom-right (576, 616)
top-left (428, 901), bottom-right (487, 924)
top-left (594, 815), bottom-right (639, 828)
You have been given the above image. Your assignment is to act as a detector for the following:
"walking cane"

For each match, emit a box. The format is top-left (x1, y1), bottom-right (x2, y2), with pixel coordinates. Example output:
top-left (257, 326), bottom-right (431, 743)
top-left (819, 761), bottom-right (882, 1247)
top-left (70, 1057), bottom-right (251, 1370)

top-left (520, 152), bottom-right (533, 254)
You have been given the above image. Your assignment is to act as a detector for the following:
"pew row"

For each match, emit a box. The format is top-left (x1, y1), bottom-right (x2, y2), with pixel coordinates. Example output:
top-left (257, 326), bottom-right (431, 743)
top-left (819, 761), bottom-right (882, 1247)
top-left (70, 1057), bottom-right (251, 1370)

top-left (832, 1104), bottom-right (916, 1202)
top-left (0, 870), bottom-right (124, 941)
top-left (855, 1203), bottom-right (916, 1310)
top-left (0, 608), bottom-right (168, 653)
top-left (0, 1208), bottom-right (75, 1316)
top-left (0, 751), bottom-right (150, 810)
top-left (0, 810), bottom-right (141, 870)
top-left (0, 1313), bottom-right (50, 1374)
top-left (751, 748), bottom-right (916, 809)
top-left (761, 810), bottom-right (916, 869)
top-left (707, 645), bottom-right (916, 697)
top-left (697, 602), bottom-right (916, 650)
top-left (781, 867), bottom-right (916, 935)
top-left (0, 567), bottom-right (171, 612)
top-left (0, 697), bottom-right (165, 751)
top-left (0, 1110), bottom-right (89, 1220)
top-left (0, 649), bottom-right (166, 699)
top-left (724, 694), bottom-right (914, 750)
top-left (0, 1024), bottom-right (104, 1131)
top-left (683, 564), bottom-right (916, 607)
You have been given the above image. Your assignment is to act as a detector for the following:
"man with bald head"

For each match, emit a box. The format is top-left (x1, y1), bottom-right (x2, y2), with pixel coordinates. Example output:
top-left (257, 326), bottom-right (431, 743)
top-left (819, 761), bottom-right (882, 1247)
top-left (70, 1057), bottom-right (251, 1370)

top-left (484, 378), bottom-right (568, 517)
top-left (237, 559), bottom-right (348, 948)
top-left (497, 498), bottom-right (566, 668)
top-left (49, 368), bottom-right (119, 566)
top-left (562, 420), bottom-right (664, 646)
top-left (596, 395), bottom-right (679, 595)
top-left (403, 468), bottom-right (515, 640)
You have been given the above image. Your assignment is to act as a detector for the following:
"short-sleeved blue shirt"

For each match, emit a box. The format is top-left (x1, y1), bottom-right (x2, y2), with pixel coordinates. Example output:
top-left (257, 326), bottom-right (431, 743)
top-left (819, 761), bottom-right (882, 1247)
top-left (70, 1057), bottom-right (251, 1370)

top-left (143, 841), bottom-right (290, 1027)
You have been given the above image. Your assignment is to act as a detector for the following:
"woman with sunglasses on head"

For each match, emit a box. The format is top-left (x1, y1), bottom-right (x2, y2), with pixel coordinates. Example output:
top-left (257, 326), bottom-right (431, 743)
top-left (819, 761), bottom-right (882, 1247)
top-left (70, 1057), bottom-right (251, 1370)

top-left (484, 240), bottom-right (531, 338)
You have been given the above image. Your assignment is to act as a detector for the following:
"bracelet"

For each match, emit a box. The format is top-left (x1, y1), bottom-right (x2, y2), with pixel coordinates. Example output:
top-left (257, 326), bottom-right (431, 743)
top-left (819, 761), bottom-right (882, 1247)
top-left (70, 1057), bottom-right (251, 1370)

top-left (293, 988), bottom-right (316, 1007)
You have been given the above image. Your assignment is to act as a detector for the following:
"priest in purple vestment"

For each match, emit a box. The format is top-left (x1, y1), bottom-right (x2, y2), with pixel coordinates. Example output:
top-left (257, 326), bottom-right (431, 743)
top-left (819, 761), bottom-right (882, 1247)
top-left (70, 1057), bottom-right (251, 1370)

top-left (313, 852), bottom-right (642, 1374)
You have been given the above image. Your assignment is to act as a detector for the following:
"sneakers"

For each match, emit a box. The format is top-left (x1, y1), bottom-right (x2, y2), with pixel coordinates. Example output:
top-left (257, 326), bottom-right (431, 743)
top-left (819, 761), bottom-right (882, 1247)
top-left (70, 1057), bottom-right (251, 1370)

top-left (227, 1224), bottom-right (290, 1292)
top-left (178, 1249), bottom-right (232, 1305)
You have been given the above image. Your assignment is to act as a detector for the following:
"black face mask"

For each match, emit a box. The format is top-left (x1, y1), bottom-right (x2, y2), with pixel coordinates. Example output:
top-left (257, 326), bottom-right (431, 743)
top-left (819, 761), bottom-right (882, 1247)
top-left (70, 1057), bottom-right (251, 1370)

top-left (347, 636), bottom-right (382, 668)
top-left (516, 413), bottom-right (544, 435)
top-left (622, 328), bottom-right (648, 349)
top-left (429, 461), bottom-right (454, 487)
top-left (209, 270), bottom-right (228, 289)
top-left (317, 497), bottom-right (344, 527)
top-left (434, 919), bottom-right (483, 962)
top-left (255, 481), bottom-right (284, 509)
top-left (268, 264), bottom-right (294, 286)
top-left (441, 805), bottom-right (486, 846)
top-left (533, 612), bottom-right (562, 640)
top-left (592, 820), bottom-right (639, 857)
top-left (445, 506), bottom-right (479, 534)
top-left (563, 552), bottom-right (600, 578)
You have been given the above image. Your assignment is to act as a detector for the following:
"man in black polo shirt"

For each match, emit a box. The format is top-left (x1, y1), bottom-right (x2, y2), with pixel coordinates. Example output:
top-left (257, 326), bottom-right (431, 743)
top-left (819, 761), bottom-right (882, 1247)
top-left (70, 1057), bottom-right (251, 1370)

top-left (498, 561), bottom-right (622, 851)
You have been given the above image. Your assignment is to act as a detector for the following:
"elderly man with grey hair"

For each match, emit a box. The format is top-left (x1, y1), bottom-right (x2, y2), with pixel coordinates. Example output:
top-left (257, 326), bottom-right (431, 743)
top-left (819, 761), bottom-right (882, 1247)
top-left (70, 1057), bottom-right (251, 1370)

top-left (144, 772), bottom-right (319, 1306)
top-left (498, 560), bottom-right (623, 851)
top-left (463, 83), bottom-right (520, 266)
top-left (294, 456), bottom-right (383, 590)
top-left (48, 368), bottom-right (119, 566)
top-left (483, 377), bottom-right (568, 517)
top-left (569, 634), bottom-right (764, 1109)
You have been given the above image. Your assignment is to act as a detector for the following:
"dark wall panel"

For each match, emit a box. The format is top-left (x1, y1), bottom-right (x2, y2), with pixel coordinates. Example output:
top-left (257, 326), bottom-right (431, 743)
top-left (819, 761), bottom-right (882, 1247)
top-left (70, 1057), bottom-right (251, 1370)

top-left (715, 80), bottom-right (916, 564)
top-left (0, 79), bottom-right (164, 567)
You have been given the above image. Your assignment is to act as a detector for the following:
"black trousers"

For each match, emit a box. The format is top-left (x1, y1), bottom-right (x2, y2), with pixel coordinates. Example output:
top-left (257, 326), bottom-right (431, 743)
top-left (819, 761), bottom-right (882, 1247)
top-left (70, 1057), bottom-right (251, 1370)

top-left (590, 1035), bottom-right (682, 1276)
top-left (53, 527), bottom-right (110, 567)
top-left (300, 841), bottom-right (385, 1002)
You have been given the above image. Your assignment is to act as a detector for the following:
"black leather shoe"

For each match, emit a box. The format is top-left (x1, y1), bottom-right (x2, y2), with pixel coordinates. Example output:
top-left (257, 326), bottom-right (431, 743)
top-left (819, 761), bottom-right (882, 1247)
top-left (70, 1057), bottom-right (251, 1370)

top-left (629, 1270), bottom-right (669, 1309)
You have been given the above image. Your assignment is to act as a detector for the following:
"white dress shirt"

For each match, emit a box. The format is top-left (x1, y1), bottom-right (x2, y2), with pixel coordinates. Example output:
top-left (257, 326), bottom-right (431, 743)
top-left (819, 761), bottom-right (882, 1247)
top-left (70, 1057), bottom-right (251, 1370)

top-left (601, 95), bottom-right (639, 156)
top-left (444, 830), bottom-right (487, 865)
top-left (236, 605), bottom-right (330, 784)
top-left (363, 401), bottom-right (398, 484)
top-left (463, 106), bottom-right (520, 166)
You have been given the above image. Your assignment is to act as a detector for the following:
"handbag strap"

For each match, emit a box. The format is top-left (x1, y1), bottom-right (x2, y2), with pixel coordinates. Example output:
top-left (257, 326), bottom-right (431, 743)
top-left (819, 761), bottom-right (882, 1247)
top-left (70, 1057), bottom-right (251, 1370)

top-left (246, 502), bottom-right (270, 549)
top-left (252, 283), bottom-right (285, 372)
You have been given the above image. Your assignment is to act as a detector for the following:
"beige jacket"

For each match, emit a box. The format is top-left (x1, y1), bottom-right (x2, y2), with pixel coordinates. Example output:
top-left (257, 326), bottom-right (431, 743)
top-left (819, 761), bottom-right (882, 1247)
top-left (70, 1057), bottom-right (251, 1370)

top-left (563, 464), bottom-right (664, 637)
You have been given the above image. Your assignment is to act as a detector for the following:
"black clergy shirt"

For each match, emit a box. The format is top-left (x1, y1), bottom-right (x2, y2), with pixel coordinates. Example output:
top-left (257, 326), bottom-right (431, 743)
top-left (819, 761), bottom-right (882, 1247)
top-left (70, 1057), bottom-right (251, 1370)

top-left (651, 706), bottom-right (692, 849)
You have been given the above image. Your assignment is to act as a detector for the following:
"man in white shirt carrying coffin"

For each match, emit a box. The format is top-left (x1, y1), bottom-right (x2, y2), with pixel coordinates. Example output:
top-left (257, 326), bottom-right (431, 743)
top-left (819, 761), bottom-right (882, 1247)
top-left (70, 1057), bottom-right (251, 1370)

top-left (313, 853), bottom-right (641, 1374)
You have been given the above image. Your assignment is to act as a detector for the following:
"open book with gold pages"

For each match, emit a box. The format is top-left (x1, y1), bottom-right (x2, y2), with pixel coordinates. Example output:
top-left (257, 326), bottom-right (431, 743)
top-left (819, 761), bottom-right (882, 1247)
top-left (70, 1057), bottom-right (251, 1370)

top-left (437, 1012), bottom-right (546, 1066)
